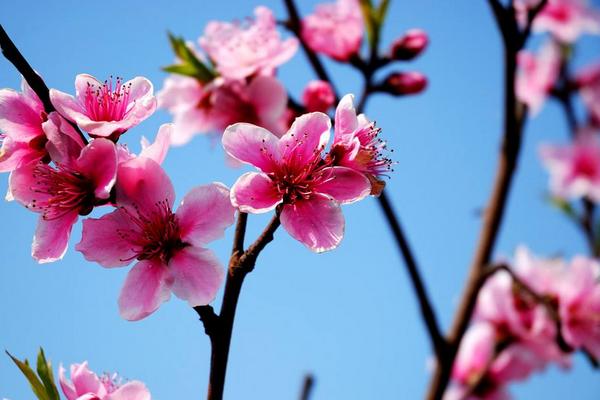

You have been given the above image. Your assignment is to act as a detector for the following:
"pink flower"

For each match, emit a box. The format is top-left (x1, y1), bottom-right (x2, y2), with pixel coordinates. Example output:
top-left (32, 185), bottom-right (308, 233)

top-left (10, 113), bottom-right (117, 263)
top-left (76, 157), bottom-right (234, 320)
top-left (302, 80), bottom-right (335, 113)
top-left (540, 133), bottom-right (600, 202)
top-left (519, 0), bottom-right (600, 43)
top-left (199, 6), bottom-right (298, 80)
top-left (382, 72), bottom-right (428, 96)
top-left (0, 80), bottom-right (48, 172)
top-left (222, 112), bottom-right (371, 252)
top-left (50, 74), bottom-right (156, 139)
top-left (557, 256), bottom-right (600, 358)
top-left (302, 0), bottom-right (364, 61)
top-left (576, 62), bottom-right (600, 126)
top-left (475, 248), bottom-right (567, 366)
top-left (59, 361), bottom-right (151, 400)
top-left (117, 123), bottom-right (172, 165)
top-left (515, 40), bottom-right (561, 115)
top-left (390, 29), bottom-right (429, 61)
top-left (452, 322), bottom-right (497, 385)
top-left (158, 75), bottom-right (288, 145)
top-left (330, 94), bottom-right (392, 195)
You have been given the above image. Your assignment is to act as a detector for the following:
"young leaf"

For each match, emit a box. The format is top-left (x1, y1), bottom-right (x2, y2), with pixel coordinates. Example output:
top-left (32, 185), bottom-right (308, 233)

top-left (36, 348), bottom-right (60, 400)
top-left (6, 351), bottom-right (49, 400)
top-left (165, 32), bottom-right (216, 82)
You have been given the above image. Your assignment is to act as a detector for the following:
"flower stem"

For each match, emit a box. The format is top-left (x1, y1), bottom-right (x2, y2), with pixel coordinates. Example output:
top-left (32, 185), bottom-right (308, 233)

top-left (195, 211), bottom-right (281, 400)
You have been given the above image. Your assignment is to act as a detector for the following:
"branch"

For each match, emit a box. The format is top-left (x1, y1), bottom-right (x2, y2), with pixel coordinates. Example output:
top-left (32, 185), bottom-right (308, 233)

top-left (520, 0), bottom-right (549, 46)
top-left (298, 374), bottom-right (315, 400)
top-left (426, 2), bottom-right (532, 398)
top-left (0, 24), bottom-right (88, 145)
top-left (281, 0), bottom-right (341, 103)
top-left (200, 211), bottom-right (281, 400)
top-left (377, 192), bottom-right (447, 360)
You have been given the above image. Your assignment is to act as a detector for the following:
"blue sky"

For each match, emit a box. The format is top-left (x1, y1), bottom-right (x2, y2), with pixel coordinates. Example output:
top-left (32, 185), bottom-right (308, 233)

top-left (1, 0), bottom-right (599, 399)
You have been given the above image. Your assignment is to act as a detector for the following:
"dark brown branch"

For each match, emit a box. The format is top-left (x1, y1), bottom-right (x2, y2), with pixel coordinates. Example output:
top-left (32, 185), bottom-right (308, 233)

top-left (426, 3), bottom-right (531, 398)
top-left (377, 191), bottom-right (447, 360)
top-left (520, 0), bottom-right (549, 46)
top-left (0, 24), bottom-right (88, 145)
top-left (298, 374), bottom-right (315, 400)
top-left (196, 211), bottom-right (281, 400)
top-left (282, 0), bottom-right (340, 103)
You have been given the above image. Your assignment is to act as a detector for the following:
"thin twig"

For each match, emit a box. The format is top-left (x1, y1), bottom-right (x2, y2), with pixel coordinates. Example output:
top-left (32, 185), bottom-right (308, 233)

top-left (426, 2), bottom-right (531, 398)
top-left (195, 211), bottom-right (281, 400)
top-left (377, 191), bottom-right (447, 360)
top-left (0, 24), bottom-right (88, 145)
top-left (282, 0), bottom-right (341, 103)
top-left (299, 374), bottom-right (315, 400)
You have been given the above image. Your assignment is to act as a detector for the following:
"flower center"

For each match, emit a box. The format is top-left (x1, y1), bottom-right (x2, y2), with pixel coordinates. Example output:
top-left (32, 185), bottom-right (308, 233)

top-left (573, 149), bottom-right (599, 179)
top-left (84, 76), bottom-right (131, 122)
top-left (27, 163), bottom-right (96, 219)
top-left (119, 200), bottom-right (187, 264)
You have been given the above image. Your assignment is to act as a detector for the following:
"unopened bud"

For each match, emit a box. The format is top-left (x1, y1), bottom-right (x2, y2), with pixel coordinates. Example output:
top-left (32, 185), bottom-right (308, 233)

top-left (302, 80), bottom-right (336, 112)
top-left (382, 72), bottom-right (428, 95)
top-left (390, 29), bottom-right (429, 61)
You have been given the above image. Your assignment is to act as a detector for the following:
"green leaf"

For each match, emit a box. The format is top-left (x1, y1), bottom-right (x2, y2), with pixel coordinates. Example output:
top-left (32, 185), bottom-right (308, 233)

top-left (359, 0), bottom-right (376, 48)
top-left (36, 348), bottom-right (60, 400)
top-left (162, 64), bottom-right (203, 78)
top-left (548, 196), bottom-right (578, 222)
top-left (376, 0), bottom-right (391, 25)
top-left (165, 32), bottom-right (216, 82)
top-left (6, 351), bottom-right (49, 400)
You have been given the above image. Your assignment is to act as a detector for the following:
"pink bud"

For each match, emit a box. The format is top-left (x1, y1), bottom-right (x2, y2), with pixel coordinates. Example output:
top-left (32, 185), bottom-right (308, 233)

top-left (302, 80), bottom-right (336, 112)
top-left (390, 29), bottom-right (429, 61)
top-left (382, 72), bottom-right (428, 95)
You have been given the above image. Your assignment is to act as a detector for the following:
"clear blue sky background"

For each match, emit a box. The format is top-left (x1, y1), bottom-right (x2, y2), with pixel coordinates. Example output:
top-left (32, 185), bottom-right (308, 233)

top-left (1, 1), bottom-right (599, 399)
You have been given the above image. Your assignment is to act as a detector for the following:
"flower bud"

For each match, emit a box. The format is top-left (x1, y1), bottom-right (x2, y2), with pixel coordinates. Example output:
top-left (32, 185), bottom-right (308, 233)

top-left (302, 80), bottom-right (336, 112)
top-left (382, 72), bottom-right (428, 95)
top-left (390, 29), bottom-right (429, 61)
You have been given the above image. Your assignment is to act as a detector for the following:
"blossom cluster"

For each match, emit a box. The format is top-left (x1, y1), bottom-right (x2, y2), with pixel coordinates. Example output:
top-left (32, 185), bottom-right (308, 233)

top-left (0, 74), bottom-right (235, 321)
top-left (445, 247), bottom-right (600, 399)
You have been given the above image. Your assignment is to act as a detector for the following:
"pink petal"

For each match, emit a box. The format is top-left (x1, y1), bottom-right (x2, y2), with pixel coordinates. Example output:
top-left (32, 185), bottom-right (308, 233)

top-left (177, 183), bottom-right (236, 247)
top-left (74, 74), bottom-right (102, 103)
top-left (0, 140), bottom-right (43, 173)
top-left (168, 246), bottom-right (224, 306)
top-left (49, 88), bottom-right (90, 126)
top-left (59, 365), bottom-right (78, 400)
top-left (76, 209), bottom-right (138, 268)
top-left (118, 259), bottom-right (171, 321)
top-left (248, 76), bottom-right (287, 125)
top-left (116, 157), bottom-right (175, 212)
top-left (230, 172), bottom-right (282, 213)
top-left (124, 77), bottom-right (157, 117)
top-left (222, 123), bottom-right (281, 172)
top-left (139, 123), bottom-right (172, 164)
top-left (280, 194), bottom-right (344, 252)
top-left (75, 138), bottom-right (117, 199)
top-left (279, 112), bottom-right (331, 167)
top-left (43, 112), bottom-right (85, 165)
top-left (334, 94), bottom-right (359, 139)
top-left (69, 362), bottom-right (106, 398)
top-left (108, 381), bottom-right (151, 400)
top-left (0, 88), bottom-right (44, 141)
top-left (9, 163), bottom-right (52, 207)
top-left (32, 211), bottom-right (78, 263)
top-left (313, 166), bottom-right (371, 204)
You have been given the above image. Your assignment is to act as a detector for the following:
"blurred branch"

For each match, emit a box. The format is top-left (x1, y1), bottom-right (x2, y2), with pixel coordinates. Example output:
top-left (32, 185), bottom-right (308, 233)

top-left (282, 0), bottom-right (341, 103)
top-left (0, 25), bottom-right (87, 145)
top-left (195, 211), bottom-right (281, 400)
top-left (426, 1), bottom-right (533, 398)
top-left (299, 374), bottom-right (315, 400)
